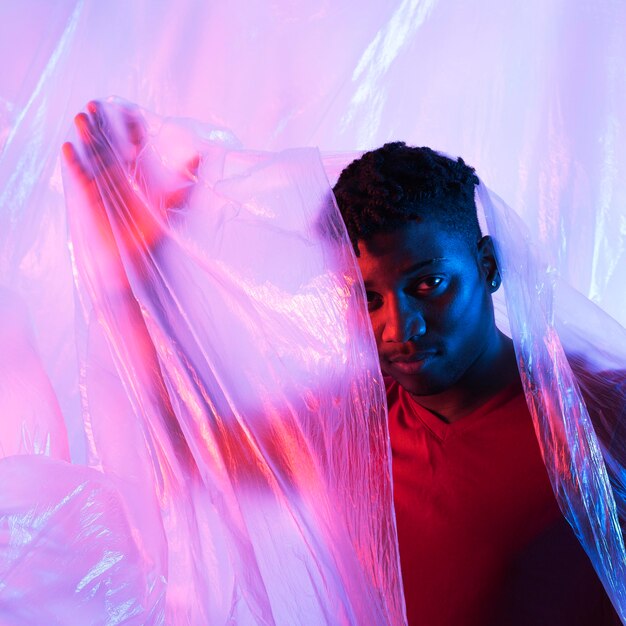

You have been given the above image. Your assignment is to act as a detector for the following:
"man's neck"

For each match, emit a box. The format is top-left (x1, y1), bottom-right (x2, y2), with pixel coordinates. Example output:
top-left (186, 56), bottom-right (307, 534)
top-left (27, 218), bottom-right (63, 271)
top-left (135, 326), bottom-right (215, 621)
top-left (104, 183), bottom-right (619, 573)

top-left (410, 332), bottom-right (520, 423)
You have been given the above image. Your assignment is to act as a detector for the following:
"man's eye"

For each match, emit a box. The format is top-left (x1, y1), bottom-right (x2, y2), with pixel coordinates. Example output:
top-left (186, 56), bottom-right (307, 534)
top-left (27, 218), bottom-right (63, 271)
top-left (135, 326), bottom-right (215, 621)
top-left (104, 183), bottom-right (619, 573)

top-left (365, 291), bottom-right (382, 309)
top-left (415, 277), bottom-right (443, 292)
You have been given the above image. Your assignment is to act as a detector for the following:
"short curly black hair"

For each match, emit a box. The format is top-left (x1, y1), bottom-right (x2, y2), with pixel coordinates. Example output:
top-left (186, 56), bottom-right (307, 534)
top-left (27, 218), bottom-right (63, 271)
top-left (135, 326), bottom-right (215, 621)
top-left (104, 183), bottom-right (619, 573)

top-left (332, 142), bottom-right (481, 255)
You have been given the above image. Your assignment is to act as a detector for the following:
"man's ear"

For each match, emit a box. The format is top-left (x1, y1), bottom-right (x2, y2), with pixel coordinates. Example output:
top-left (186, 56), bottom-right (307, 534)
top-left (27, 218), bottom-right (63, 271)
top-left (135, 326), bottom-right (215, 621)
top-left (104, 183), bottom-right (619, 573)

top-left (477, 236), bottom-right (500, 292)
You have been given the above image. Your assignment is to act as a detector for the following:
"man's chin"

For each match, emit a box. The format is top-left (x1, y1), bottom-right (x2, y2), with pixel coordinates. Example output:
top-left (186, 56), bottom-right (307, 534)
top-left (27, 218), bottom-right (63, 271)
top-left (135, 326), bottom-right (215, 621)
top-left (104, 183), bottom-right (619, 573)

top-left (391, 373), bottom-right (450, 398)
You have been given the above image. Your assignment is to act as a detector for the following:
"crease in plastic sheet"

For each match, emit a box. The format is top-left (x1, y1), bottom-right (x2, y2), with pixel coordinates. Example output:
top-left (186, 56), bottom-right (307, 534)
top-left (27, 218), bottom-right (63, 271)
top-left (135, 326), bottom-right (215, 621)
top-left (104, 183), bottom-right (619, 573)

top-left (478, 183), bottom-right (626, 622)
top-left (52, 99), bottom-right (405, 624)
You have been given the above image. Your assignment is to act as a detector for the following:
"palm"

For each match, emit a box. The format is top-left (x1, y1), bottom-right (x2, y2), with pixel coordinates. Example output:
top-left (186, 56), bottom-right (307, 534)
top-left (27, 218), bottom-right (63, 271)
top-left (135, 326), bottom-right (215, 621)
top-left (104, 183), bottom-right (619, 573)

top-left (63, 99), bottom-right (198, 260)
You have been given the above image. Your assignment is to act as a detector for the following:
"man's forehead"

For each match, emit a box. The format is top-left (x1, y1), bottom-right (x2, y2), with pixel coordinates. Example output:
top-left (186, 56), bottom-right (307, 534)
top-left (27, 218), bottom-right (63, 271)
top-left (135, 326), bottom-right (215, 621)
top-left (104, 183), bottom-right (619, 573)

top-left (356, 218), bottom-right (469, 259)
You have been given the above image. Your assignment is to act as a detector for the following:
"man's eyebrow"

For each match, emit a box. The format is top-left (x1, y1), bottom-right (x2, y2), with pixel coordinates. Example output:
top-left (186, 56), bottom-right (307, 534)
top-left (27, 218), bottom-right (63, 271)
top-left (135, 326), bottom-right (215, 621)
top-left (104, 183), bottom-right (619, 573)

top-left (362, 258), bottom-right (446, 287)
top-left (402, 257), bottom-right (447, 274)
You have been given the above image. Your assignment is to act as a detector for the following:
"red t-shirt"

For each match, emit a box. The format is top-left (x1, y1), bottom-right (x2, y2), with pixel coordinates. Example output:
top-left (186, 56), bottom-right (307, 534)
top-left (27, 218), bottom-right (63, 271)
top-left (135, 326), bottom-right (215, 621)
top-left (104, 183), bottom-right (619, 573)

top-left (387, 378), bottom-right (618, 626)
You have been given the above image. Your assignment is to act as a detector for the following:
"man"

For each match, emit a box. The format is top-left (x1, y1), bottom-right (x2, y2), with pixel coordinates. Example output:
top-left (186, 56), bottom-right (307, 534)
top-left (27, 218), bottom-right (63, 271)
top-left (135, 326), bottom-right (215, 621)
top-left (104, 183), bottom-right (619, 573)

top-left (65, 102), bottom-right (618, 622)
top-left (333, 142), bottom-right (619, 626)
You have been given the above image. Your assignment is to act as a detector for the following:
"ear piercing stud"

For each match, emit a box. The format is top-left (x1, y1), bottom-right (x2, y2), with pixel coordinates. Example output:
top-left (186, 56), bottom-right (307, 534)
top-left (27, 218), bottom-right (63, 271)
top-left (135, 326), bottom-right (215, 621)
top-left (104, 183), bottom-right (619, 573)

top-left (491, 279), bottom-right (498, 288)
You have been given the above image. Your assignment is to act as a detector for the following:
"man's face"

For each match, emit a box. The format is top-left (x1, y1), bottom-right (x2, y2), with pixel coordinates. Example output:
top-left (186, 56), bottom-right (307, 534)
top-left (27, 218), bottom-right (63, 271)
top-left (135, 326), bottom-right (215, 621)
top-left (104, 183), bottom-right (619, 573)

top-left (357, 218), bottom-right (497, 396)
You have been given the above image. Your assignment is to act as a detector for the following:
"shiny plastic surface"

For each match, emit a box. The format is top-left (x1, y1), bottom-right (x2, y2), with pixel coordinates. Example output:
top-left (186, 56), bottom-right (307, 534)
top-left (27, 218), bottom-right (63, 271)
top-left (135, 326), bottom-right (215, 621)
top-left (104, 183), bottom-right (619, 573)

top-left (60, 98), bottom-right (404, 624)
top-left (1, 1), bottom-right (625, 623)
top-left (0, 455), bottom-right (163, 625)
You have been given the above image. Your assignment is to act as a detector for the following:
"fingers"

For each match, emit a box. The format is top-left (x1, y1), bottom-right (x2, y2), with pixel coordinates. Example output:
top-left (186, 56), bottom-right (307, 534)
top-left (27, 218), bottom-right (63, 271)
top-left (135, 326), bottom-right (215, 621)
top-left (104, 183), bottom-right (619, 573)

top-left (74, 111), bottom-right (103, 174)
top-left (83, 103), bottom-right (116, 170)
top-left (74, 108), bottom-right (111, 160)
top-left (90, 100), bottom-right (148, 172)
top-left (72, 106), bottom-right (116, 180)
top-left (74, 99), bottom-right (150, 162)
top-left (123, 106), bottom-right (146, 148)
top-left (65, 103), bottom-right (170, 268)
top-left (62, 139), bottom-right (112, 215)
top-left (73, 102), bottom-right (145, 201)
top-left (75, 101), bottom-right (133, 170)
top-left (62, 141), bottom-right (90, 184)
top-left (62, 140), bottom-right (113, 228)
top-left (87, 100), bottom-right (106, 133)
top-left (66, 107), bottom-right (137, 228)
top-left (74, 111), bottom-right (92, 142)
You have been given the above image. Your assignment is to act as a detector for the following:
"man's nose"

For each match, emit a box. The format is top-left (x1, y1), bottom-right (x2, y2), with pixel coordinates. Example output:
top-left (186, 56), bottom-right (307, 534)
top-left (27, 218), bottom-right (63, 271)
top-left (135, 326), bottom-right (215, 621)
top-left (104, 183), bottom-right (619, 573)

top-left (381, 296), bottom-right (426, 343)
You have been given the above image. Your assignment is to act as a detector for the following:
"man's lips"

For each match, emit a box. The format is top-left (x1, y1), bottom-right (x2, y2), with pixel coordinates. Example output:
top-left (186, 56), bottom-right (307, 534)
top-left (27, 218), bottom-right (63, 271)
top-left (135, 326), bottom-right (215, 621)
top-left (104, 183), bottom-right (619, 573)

top-left (386, 351), bottom-right (436, 374)
top-left (388, 350), bottom-right (437, 363)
